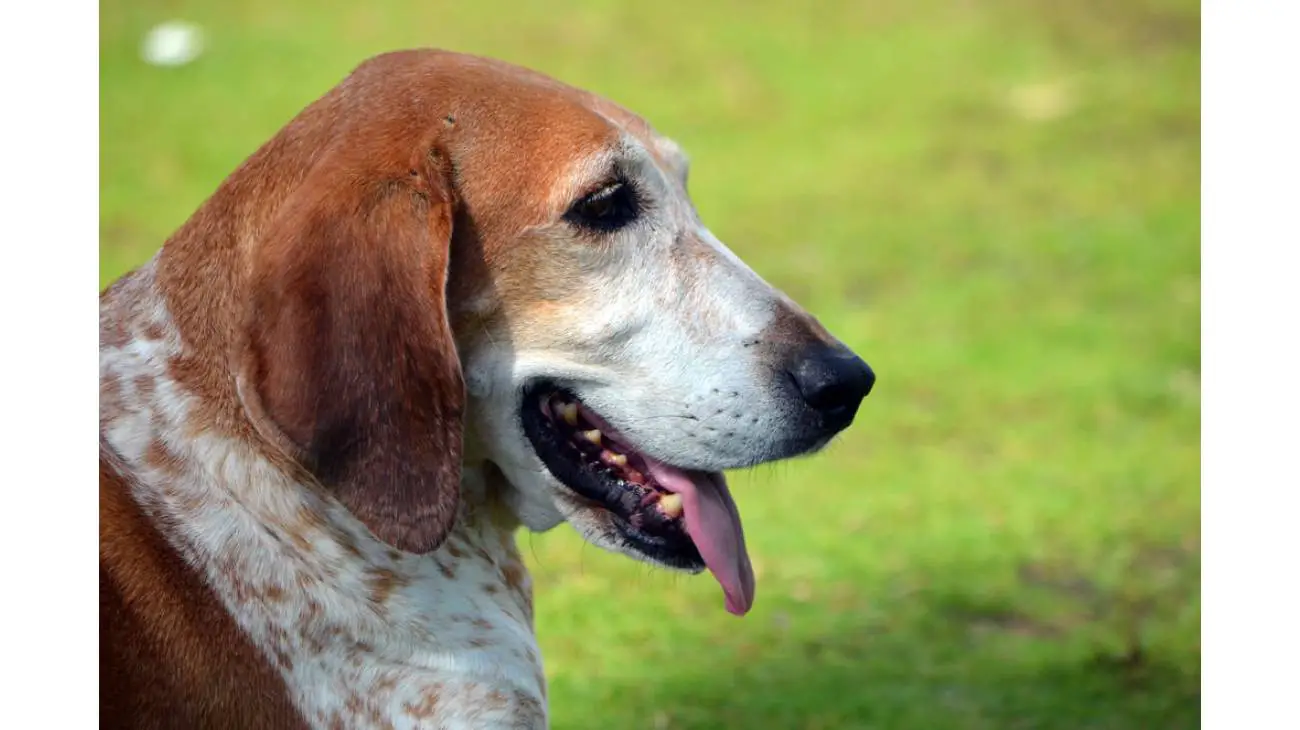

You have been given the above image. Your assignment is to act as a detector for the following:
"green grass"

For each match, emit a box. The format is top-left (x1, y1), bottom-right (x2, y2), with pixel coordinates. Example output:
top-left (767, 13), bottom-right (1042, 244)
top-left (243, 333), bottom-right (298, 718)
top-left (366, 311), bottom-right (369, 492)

top-left (101, 1), bottom-right (1200, 727)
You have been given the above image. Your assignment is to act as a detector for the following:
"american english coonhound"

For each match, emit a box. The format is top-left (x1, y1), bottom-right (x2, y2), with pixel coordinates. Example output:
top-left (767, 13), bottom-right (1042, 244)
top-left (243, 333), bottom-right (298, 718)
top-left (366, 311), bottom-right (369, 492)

top-left (99, 49), bottom-right (875, 729)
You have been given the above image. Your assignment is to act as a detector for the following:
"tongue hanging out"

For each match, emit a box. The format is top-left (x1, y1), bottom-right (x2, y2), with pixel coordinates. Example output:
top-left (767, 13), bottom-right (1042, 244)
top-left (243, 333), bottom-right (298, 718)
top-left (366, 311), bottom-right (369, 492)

top-left (640, 456), bottom-right (756, 615)
top-left (531, 392), bottom-right (758, 616)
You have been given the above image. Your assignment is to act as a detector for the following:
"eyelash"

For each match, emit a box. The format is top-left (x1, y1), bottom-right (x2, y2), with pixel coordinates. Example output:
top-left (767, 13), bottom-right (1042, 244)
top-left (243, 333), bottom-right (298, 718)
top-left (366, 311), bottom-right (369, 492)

top-left (564, 179), bottom-right (641, 233)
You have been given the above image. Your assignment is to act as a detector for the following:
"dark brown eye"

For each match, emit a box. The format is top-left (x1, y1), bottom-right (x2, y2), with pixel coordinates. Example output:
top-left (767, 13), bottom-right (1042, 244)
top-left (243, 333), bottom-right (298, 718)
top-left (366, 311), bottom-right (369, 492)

top-left (565, 181), bottom-right (639, 232)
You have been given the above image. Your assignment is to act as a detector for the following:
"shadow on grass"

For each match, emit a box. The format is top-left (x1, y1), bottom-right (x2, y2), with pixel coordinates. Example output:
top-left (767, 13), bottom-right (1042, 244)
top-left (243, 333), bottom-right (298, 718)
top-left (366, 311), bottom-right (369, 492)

top-left (552, 556), bottom-right (1200, 730)
top-left (579, 621), bottom-right (1196, 730)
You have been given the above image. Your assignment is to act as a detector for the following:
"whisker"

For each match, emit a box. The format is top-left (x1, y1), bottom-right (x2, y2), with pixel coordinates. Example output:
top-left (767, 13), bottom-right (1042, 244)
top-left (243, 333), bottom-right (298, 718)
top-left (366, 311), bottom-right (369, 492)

top-left (526, 532), bottom-right (543, 569)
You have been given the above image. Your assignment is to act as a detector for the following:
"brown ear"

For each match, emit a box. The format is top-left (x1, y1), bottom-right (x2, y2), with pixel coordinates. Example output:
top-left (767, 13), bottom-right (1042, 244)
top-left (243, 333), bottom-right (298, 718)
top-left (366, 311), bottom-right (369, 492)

top-left (242, 151), bottom-right (464, 555)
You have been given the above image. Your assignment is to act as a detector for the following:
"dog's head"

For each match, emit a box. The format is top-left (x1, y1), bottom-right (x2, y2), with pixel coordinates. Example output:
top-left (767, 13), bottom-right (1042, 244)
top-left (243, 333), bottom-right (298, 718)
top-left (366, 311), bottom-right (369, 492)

top-left (220, 50), bottom-right (873, 615)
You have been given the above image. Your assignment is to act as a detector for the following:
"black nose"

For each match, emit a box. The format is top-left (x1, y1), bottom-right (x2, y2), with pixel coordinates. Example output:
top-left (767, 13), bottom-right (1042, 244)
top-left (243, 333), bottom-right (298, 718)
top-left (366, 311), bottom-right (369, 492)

top-left (788, 347), bottom-right (875, 427)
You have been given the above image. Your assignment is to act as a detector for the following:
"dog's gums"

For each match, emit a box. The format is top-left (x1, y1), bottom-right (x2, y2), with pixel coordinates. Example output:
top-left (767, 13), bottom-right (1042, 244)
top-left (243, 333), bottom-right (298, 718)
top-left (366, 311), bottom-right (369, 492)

top-left (544, 397), bottom-right (685, 517)
top-left (519, 383), bottom-right (756, 616)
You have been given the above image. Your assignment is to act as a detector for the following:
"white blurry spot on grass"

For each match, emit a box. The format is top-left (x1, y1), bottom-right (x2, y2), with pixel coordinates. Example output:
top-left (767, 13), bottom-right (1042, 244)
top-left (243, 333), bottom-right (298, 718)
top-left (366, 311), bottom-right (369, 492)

top-left (1006, 81), bottom-right (1076, 122)
top-left (141, 21), bottom-right (204, 67)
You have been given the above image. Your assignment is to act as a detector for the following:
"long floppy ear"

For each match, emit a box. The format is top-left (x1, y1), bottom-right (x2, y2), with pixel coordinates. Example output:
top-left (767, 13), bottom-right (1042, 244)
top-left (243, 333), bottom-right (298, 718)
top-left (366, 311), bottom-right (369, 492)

top-left (241, 149), bottom-right (464, 554)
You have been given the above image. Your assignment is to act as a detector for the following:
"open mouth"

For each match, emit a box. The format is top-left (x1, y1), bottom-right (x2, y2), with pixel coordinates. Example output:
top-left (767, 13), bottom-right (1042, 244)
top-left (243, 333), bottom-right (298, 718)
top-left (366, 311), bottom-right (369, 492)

top-left (519, 381), bottom-right (756, 616)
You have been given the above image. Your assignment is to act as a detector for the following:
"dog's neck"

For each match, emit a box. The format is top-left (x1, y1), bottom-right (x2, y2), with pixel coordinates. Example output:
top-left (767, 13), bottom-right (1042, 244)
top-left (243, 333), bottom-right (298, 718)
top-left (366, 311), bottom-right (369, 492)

top-left (101, 257), bottom-right (548, 725)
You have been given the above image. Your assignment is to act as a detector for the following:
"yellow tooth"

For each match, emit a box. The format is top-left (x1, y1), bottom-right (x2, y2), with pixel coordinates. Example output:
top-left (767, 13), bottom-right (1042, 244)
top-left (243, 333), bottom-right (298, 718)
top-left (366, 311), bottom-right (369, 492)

top-left (581, 429), bottom-right (602, 445)
top-left (659, 493), bottom-right (684, 518)
top-left (604, 451), bottom-right (628, 467)
top-left (558, 402), bottom-right (578, 425)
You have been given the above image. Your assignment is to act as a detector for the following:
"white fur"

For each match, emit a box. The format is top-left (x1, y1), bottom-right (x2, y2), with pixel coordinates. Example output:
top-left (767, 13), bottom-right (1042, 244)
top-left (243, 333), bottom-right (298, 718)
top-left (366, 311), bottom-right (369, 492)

top-left (462, 130), bottom-right (820, 566)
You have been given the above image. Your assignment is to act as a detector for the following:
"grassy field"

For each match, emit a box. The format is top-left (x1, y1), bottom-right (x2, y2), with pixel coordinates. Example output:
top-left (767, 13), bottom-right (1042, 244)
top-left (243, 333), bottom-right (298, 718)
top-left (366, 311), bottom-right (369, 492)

top-left (100, 1), bottom-right (1200, 727)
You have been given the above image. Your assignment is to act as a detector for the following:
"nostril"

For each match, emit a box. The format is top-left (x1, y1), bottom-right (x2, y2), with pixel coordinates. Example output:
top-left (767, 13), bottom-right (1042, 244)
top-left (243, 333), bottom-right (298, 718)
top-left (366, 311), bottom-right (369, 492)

top-left (789, 350), bottom-right (874, 423)
top-left (802, 377), bottom-right (854, 413)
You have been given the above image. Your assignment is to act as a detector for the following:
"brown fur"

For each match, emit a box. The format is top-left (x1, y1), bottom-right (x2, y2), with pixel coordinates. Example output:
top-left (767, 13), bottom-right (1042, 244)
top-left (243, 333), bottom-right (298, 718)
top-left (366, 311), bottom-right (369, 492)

top-left (100, 449), bottom-right (308, 729)
top-left (240, 121), bottom-right (465, 555)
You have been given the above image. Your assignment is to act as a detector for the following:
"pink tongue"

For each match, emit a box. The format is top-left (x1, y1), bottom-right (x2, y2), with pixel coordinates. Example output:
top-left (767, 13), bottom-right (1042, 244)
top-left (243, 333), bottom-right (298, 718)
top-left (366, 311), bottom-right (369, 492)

top-left (641, 457), bottom-right (756, 616)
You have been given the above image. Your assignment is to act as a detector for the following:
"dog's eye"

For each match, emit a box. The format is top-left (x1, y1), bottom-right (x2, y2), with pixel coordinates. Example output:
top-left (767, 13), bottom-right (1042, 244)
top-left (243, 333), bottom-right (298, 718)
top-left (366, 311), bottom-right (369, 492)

top-left (565, 181), bottom-right (639, 232)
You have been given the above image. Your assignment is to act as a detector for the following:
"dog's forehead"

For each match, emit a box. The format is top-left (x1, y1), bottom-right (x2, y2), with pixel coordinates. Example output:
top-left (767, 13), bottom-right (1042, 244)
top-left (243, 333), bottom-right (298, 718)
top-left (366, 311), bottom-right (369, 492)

top-left (572, 92), bottom-right (689, 178)
top-left (405, 52), bottom-right (685, 211)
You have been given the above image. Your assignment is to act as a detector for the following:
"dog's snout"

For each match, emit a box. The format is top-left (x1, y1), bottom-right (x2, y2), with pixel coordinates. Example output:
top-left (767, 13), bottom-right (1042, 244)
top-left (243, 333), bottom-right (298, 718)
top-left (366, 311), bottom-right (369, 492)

top-left (788, 347), bottom-right (874, 428)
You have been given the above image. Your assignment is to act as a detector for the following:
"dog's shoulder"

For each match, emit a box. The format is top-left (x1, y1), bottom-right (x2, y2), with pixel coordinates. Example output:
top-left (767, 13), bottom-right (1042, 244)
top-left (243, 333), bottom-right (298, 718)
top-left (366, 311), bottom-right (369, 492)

top-left (99, 450), bottom-right (308, 729)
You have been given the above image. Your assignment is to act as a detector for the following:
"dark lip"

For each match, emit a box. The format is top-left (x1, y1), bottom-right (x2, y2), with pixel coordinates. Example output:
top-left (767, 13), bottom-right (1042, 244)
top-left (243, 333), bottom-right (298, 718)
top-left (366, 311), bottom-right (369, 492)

top-left (518, 380), bottom-right (705, 572)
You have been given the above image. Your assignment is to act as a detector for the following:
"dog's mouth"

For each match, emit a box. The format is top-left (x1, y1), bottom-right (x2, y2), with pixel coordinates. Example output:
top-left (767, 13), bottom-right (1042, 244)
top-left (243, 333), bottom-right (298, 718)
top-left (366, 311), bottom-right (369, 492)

top-left (519, 381), bottom-right (755, 616)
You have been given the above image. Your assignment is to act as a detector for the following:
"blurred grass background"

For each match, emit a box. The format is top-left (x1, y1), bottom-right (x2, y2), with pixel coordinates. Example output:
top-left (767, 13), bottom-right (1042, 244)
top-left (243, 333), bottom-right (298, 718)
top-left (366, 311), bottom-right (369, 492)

top-left (100, 1), bottom-right (1200, 727)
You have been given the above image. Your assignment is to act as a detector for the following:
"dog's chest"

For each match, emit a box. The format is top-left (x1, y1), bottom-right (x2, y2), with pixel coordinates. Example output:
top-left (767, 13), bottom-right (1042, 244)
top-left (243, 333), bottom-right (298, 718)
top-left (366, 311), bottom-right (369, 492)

top-left (150, 456), bottom-right (549, 730)
top-left (262, 528), bottom-right (549, 730)
top-left (165, 461), bottom-right (547, 729)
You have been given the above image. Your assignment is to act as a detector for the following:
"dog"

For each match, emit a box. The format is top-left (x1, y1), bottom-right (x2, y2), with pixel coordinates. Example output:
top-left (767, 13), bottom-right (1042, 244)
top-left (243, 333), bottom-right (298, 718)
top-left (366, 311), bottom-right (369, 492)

top-left (100, 48), bottom-right (874, 729)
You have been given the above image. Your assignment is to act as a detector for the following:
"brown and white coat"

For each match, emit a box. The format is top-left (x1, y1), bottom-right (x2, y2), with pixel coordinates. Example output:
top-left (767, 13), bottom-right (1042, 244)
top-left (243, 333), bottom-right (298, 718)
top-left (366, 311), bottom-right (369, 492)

top-left (100, 49), bottom-right (873, 729)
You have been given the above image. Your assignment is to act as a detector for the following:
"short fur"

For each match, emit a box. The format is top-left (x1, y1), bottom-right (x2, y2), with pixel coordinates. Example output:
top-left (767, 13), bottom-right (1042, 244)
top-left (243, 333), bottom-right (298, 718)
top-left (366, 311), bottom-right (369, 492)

top-left (101, 49), bottom-right (865, 729)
